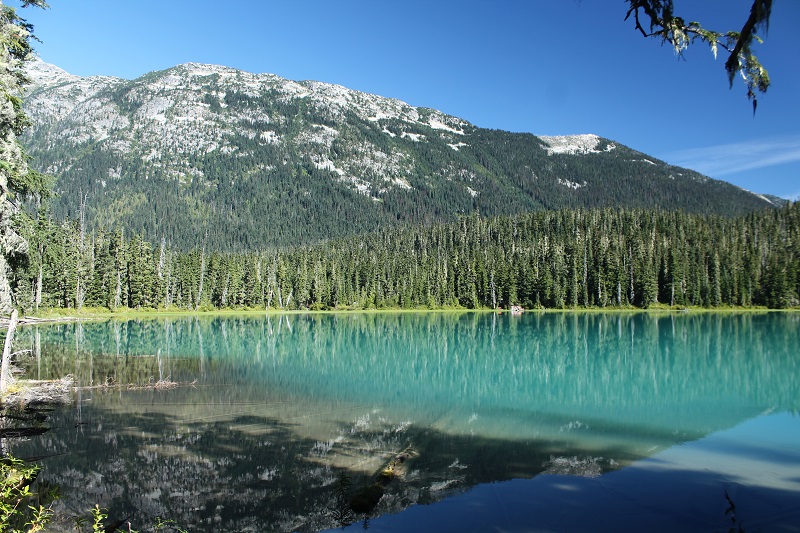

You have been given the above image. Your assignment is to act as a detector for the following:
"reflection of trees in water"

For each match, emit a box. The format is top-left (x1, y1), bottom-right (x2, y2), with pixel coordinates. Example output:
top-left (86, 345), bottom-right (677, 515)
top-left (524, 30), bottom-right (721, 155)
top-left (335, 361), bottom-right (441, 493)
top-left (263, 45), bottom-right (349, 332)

top-left (14, 312), bottom-right (800, 413)
top-left (13, 403), bottom-right (628, 532)
top-left (6, 312), bottom-right (799, 530)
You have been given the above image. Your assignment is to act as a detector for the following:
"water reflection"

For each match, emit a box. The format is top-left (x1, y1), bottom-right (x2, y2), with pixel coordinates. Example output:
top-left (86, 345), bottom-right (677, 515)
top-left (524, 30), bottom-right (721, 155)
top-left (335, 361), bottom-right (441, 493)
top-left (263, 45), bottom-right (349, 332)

top-left (332, 412), bottom-right (800, 533)
top-left (9, 312), bottom-right (800, 531)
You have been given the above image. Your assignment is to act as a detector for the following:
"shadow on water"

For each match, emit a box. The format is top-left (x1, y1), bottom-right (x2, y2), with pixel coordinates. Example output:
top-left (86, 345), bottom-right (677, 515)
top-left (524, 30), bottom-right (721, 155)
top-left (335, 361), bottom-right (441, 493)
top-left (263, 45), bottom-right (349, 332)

top-left (6, 312), bottom-right (800, 531)
top-left (13, 400), bottom-right (668, 532)
top-left (329, 463), bottom-right (800, 533)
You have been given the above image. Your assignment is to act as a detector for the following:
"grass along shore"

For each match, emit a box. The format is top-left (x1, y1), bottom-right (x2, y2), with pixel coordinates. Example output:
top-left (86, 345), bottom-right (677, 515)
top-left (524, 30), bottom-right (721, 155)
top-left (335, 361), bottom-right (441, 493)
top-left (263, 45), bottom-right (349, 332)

top-left (3, 302), bottom-right (795, 328)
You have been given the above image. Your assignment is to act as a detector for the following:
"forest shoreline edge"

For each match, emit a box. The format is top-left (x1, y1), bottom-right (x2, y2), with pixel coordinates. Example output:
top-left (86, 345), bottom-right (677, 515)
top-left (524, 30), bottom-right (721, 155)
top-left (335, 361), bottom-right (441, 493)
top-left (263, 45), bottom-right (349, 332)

top-left (6, 304), bottom-right (798, 328)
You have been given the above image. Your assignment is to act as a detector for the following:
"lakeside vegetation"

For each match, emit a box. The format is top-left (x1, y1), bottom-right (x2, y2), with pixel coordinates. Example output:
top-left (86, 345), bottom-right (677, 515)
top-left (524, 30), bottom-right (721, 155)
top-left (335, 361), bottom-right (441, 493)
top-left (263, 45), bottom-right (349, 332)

top-left (11, 203), bottom-right (800, 314)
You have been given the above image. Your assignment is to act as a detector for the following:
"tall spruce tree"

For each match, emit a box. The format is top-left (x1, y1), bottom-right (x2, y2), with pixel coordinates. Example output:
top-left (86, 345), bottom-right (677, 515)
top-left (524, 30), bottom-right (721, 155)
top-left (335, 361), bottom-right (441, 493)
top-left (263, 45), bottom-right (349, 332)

top-left (0, 0), bottom-right (48, 313)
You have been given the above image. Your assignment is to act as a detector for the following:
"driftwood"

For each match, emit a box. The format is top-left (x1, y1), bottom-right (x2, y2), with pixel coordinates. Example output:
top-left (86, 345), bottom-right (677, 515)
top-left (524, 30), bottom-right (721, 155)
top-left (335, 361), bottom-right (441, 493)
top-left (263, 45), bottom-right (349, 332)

top-left (74, 378), bottom-right (197, 392)
top-left (0, 315), bottom-right (82, 328)
top-left (1, 376), bottom-right (74, 406)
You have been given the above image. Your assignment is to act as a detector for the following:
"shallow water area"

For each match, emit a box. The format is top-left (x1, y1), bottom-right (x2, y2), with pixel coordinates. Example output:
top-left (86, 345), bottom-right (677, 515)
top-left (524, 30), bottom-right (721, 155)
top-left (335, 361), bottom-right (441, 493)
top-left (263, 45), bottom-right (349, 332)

top-left (8, 311), bottom-right (800, 532)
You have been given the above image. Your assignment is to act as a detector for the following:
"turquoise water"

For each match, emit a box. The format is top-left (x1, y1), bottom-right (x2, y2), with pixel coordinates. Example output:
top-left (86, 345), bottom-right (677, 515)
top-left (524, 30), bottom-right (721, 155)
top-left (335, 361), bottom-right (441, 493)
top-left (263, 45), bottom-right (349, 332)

top-left (9, 312), bottom-right (800, 532)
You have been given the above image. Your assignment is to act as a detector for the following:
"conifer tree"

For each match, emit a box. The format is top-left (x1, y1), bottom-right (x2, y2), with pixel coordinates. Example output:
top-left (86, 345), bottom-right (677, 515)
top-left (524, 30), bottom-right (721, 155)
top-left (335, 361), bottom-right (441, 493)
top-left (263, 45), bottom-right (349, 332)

top-left (0, 0), bottom-right (49, 312)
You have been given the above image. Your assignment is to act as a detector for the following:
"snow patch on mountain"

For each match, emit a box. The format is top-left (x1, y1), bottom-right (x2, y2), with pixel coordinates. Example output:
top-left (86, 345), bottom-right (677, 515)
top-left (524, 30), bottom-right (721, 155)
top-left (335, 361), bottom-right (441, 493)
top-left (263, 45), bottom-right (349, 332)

top-left (558, 178), bottom-right (587, 190)
top-left (401, 132), bottom-right (425, 142)
top-left (429, 118), bottom-right (465, 135)
top-left (540, 134), bottom-right (604, 155)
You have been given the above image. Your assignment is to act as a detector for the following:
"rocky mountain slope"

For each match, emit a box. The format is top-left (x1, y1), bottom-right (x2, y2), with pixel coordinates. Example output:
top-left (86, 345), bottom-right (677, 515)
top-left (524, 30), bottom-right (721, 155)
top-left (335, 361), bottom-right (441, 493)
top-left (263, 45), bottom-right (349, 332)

top-left (22, 60), bottom-right (776, 250)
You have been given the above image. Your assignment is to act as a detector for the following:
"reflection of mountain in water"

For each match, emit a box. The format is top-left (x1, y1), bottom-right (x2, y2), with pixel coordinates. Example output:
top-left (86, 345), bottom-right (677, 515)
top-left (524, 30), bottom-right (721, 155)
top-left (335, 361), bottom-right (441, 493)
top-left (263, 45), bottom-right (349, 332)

top-left (10, 312), bottom-right (800, 532)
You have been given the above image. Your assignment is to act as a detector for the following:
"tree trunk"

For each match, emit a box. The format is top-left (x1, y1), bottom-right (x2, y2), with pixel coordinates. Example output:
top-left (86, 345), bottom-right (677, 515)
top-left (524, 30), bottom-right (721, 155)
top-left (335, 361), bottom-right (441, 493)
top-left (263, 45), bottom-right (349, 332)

top-left (284, 289), bottom-right (293, 309)
top-left (114, 268), bottom-right (122, 309)
top-left (195, 246), bottom-right (206, 311)
top-left (1, 309), bottom-right (19, 395)
top-left (35, 263), bottom-right (43, 311)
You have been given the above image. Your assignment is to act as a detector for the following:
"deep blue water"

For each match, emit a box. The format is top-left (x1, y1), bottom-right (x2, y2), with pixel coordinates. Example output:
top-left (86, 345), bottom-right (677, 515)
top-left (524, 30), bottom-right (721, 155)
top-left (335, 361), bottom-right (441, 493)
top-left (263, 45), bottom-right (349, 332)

top-left (10, 311), bottom-right (800, 532)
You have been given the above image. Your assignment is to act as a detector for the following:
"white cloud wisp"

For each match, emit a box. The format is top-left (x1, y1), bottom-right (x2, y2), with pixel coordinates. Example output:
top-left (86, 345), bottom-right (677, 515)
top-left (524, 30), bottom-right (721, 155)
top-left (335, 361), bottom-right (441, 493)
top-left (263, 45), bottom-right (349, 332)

top-left (664, 136), bottom-right (800, 178)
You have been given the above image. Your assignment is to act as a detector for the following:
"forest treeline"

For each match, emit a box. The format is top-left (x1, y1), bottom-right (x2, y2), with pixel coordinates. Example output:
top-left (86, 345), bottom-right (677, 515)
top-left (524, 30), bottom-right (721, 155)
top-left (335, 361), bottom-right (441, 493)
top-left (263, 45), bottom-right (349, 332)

top-left (11, 203), bottom-right (800, 312)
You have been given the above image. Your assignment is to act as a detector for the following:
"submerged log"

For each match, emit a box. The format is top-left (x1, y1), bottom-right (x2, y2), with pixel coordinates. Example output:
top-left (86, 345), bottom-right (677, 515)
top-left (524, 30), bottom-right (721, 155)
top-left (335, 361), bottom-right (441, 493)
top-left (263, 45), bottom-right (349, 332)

top-left (350, 445), bottom-right (418, 515)
top-left (0, 426), bottom-right (49, 438)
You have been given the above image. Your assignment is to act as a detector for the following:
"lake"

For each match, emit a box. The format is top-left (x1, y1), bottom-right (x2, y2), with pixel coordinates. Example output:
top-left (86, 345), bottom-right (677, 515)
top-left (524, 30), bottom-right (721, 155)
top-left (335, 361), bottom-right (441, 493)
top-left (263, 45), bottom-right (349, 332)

top-left (8, 311), bottom-right (800, 532)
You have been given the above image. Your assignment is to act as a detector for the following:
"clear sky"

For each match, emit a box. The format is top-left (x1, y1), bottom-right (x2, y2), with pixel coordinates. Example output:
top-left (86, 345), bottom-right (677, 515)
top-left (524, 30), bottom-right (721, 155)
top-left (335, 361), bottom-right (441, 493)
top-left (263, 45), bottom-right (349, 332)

top-left (12, 0), bottom-right (800, 200)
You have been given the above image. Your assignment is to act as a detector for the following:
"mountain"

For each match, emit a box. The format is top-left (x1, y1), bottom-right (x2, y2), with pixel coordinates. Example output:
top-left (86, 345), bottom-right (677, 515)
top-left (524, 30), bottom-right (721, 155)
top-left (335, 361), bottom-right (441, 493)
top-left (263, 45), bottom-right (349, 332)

top-left (762, 193), bottom-right (791, 206)
top-left (22, 60), bottom-right (777, 250)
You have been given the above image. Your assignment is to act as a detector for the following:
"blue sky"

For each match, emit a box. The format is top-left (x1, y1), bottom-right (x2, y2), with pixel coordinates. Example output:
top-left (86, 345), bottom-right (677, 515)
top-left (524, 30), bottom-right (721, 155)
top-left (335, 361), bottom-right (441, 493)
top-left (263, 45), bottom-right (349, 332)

top-left (13, 0), bottom-right (800, 199)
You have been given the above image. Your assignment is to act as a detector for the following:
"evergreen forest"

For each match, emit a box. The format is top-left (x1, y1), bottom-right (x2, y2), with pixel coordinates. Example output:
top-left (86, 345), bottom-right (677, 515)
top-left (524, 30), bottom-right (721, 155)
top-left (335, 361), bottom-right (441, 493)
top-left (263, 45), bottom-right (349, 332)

top-left (24, 62), bottom-right (778, 252)
top-left (12, 203), bottom-right (800, 312)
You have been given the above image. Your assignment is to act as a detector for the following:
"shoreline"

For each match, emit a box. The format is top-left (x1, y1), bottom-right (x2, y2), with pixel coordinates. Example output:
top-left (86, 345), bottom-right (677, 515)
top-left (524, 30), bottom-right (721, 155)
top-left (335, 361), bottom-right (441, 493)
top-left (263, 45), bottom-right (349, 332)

top-left (3, 304), bottom-right (795, 327)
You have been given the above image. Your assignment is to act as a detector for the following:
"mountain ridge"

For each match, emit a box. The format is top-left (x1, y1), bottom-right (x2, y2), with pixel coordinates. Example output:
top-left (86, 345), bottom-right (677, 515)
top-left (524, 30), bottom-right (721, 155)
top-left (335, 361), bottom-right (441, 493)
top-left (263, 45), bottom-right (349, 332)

top-left (22, 59), bottom-right (777, 250)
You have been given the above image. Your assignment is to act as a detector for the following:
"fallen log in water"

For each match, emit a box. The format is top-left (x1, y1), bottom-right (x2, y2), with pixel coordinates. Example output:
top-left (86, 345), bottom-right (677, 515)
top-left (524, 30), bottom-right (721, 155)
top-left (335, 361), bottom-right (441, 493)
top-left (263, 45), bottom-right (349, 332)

top-left (350, 445), bottom-right (418, 515)
top-left (0, 315), bottom-right (83, 328)
top-left (1, 376), bottom-right (74, 406)
top-left (74, 378), bottom-right (197, 392)
top-left (0, 426), bottom-right (49, 438)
